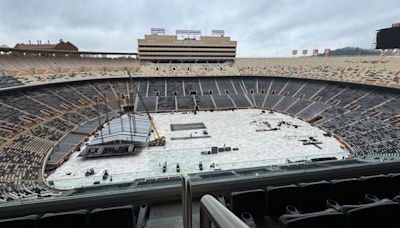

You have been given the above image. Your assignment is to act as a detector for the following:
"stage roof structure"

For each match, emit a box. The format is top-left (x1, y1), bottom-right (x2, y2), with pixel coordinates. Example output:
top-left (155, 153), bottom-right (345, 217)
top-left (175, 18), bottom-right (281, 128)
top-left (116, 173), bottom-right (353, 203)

top-left (91, 114), bottom-right (151, 146)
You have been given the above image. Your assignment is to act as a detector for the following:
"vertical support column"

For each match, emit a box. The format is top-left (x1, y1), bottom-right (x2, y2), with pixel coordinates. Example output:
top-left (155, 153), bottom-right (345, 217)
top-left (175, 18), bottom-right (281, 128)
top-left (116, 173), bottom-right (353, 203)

top-left (96, 99), bottom-right (104, 144)
top-left (182, 176), bottom-right (187, 228)
top-left (200, 206), bottom-right (211, 228)
top-left (103, 94), bottom-right (111, 134)
top-left (128, 114), bottom-right (133, 142)
top-left (120, 115), bottom-right (124, 132)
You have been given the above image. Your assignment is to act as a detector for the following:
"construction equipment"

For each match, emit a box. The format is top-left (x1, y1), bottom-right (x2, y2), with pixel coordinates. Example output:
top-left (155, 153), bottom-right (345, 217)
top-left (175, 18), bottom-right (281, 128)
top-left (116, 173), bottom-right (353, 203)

top-left (148, 120), bottom-right (166, 147)
top-left (298, 137), bottom-right (323, 149)
top-left (127, 71), bottom-right (166, 147)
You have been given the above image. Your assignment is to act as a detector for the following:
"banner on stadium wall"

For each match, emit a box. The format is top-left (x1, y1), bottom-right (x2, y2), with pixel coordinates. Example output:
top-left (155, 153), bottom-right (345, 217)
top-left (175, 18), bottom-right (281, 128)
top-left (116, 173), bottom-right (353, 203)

top-left (302, 49), bottom-right (308, 55)
top-left (313, 49), bottom-right (319, 56)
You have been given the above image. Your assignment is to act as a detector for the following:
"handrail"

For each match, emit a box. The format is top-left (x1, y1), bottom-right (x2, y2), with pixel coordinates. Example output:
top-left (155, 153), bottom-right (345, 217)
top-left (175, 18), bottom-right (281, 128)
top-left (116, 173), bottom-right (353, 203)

top-left (200, 194), bottom-right (248, 228)
top-left (182, 175), bottom-right (192, 228)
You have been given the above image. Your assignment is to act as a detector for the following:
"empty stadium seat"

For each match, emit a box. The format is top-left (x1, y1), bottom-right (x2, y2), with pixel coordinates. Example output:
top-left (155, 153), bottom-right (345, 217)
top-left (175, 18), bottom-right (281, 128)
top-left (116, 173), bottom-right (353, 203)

top-left (39, 209), bottom-right (88, 228)
top-left (337, 199), bottom-right (400, 228)
top-left (389, 173), bottom-right (400, 198)
top-left (89, 205), bottom-right (136, 228)
top-left (278, 208), bottom-right (346, 228)
top-left (330, 178), bottom-right (362, 205)
top-left (0, 214), bottom-right (38, 228)
top-left (298, 180), bottom-right (331, 213)
top-left (265, 184), bottom-right (300, 216)
top-left (230, 189), bottom-right (265, 227)
top-left (360, 174), bottom-right (391, 199)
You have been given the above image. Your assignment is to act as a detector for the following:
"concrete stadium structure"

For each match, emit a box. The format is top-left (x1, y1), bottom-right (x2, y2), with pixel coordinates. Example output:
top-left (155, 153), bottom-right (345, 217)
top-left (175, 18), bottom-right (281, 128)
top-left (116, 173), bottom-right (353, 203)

top-left (138, 29), bottom-right (236, 63)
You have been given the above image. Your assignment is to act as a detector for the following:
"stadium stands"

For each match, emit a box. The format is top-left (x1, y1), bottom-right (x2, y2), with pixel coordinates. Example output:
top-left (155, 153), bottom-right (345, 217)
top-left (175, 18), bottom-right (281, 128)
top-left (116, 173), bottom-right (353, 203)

top-left (0, 76), bottom-right (23, 88)
top-left (0, 55), bottom-right (139, 77)
top-left (0, 52), bottom-right (399, 224)
top-left (138, 62), bottom-right (240, 77)
top-left (0, 75), bottom-right (398, 205)
top-left (236, 56), bottom-right (400, 89)
top-left (1, 55), bottom-right (399, 90)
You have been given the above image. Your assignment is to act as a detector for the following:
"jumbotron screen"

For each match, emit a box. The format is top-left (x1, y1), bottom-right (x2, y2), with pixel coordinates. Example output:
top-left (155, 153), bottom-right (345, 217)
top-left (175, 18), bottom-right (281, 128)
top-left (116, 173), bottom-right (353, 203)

top-left (376, 27), bottom-right (400, 49)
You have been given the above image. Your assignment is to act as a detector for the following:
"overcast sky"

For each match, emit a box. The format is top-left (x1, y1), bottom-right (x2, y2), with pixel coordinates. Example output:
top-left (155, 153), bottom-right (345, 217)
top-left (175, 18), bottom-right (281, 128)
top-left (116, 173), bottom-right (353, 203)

top-left (0, 0), bottom-right (398, 57)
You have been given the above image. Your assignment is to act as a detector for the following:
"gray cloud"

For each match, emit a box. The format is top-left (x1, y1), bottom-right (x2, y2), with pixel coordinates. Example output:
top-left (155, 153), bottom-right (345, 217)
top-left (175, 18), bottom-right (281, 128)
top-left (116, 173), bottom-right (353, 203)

top-left (0, 0), bottom-right (398, 56)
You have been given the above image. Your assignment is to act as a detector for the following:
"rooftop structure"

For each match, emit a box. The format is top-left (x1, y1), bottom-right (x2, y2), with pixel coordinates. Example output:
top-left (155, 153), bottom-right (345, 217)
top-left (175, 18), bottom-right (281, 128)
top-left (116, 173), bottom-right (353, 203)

top-left (14, 39), bottom-right (79, 52)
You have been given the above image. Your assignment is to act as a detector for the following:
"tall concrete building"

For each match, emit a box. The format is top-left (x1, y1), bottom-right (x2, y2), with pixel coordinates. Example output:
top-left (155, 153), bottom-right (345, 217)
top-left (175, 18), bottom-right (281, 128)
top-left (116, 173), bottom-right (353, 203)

top-left (138, 28), bottom-right (236, 63)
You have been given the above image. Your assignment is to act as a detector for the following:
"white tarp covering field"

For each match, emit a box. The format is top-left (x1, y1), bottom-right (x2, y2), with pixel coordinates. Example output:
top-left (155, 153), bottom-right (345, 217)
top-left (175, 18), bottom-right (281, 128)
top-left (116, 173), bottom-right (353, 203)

top-left (47, 109), bottom-right (349, 189)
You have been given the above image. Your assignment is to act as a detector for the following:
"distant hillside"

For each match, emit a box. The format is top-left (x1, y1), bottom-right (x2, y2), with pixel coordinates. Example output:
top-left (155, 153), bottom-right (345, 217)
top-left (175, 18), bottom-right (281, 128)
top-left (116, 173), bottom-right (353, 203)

top-left (318, 47), bottom-right (380, 56)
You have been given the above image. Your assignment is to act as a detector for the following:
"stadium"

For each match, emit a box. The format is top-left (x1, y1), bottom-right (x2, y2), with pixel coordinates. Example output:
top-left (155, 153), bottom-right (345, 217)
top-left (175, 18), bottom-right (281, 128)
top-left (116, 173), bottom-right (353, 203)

top-left (0, 11), bottom-right (400, 228)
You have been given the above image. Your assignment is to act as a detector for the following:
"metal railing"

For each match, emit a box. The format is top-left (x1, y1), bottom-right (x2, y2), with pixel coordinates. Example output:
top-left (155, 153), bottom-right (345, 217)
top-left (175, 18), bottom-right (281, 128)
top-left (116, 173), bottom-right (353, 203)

top-left (200, 194), bottom-right (248, 228)
top-left (182, 175), bottom-right (192, 228)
